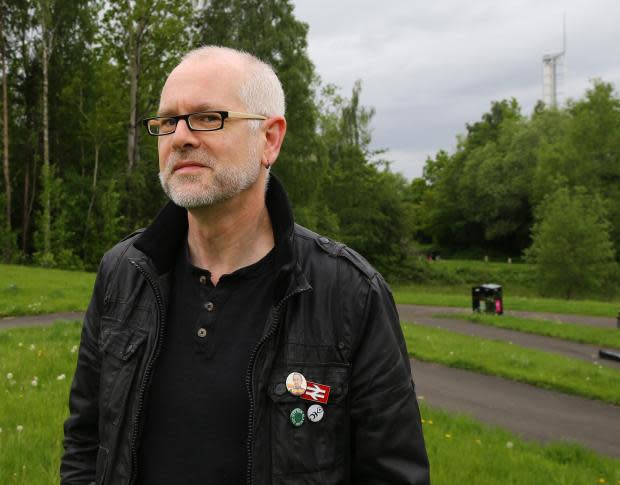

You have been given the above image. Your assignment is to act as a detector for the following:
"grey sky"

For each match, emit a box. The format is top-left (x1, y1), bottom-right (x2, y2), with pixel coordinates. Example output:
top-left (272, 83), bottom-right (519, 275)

top-left (291, 1), bottom-right (620, 179)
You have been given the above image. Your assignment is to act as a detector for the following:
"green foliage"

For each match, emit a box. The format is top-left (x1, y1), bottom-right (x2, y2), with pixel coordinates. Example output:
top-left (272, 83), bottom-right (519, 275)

top-left (524, 186), bottom-right (617, 299)
top-left (194, 0), bottom-right (320, 214)
top-left (2, 0), bottom-right (620, 299)
top-left (419, 82), bottom-right (620, 282)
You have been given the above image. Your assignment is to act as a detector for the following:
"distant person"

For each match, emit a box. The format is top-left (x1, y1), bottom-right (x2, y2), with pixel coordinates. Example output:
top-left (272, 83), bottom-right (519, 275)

top-left (60, 46), bottom-right (429, 485)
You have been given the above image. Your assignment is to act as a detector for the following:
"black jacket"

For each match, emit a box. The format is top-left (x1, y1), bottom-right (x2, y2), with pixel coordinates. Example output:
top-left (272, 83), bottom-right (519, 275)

top-left (61, 176), bottom-right (430, 485)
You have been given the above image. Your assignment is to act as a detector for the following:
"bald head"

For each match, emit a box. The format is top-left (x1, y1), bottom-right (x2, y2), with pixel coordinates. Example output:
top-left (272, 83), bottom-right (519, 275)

top-left (176, 46), bottom-right (286, 120)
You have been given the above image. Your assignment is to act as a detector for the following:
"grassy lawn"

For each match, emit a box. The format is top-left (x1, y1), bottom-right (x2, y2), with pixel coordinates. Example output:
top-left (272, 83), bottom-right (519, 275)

top-left (2, 262), bottom-right (619, 320)
top-left (0, 264), bottom-right (94, 317)
top-left (393, 284), bottom-right (620, 318)
top-left (419, 402), bottom-right (620, 484)
top-left (402, 322), bottom-right (620, 405)
top-left (0, 322), bottom-right (618, 484)
top-left (0, 321), bottom-right (81, 484)
top-left (435, 312), bottom-right (620, 350)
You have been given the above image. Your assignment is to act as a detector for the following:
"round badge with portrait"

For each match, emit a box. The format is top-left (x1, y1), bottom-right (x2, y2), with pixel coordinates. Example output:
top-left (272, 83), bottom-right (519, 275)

top-left (286, 372), bottom-right (307, 396)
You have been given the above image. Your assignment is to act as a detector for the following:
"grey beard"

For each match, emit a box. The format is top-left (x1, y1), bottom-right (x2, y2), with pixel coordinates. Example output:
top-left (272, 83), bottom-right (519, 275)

top-left (158, 146), bottom-right (261, 209)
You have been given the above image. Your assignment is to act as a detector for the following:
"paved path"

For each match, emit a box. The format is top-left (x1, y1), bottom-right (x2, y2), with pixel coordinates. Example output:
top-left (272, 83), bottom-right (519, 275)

top-left (398, 306), bottom-right (620, 370)
top-left (411, 358), bottom-right (620, 458)
top-left (401, 304), bottom-right (618, 329)
top-left (3, 306), bottom-right (620, 456)
top-left (0, 311), bottom-right (84, 329)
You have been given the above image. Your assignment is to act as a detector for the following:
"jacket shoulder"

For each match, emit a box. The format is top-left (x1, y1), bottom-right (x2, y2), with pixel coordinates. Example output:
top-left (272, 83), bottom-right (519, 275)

top-left (293, 224), bottom-right (377, 281)
top-left (99, 228), bottom-right (145, 271)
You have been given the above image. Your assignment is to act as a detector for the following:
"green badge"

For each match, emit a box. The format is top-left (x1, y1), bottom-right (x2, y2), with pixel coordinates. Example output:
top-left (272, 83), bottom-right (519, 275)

top-left (290, 408), bottom-right (305, 427)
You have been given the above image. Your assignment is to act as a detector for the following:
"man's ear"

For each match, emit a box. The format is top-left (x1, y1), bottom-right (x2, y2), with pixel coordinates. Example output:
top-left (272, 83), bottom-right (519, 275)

top-left (261, 116), bottom-right (287, 169)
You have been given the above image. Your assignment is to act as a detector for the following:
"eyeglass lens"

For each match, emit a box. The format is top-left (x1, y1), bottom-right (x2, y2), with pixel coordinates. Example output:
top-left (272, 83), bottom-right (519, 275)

top-left (148, 112), bottom-right (224, 135)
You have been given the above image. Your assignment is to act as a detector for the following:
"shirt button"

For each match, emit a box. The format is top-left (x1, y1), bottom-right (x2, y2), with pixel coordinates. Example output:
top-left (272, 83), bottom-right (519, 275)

top-left (205, 301), bottom-right (215, 312)
top-left (199, 275), bottom-right (208, 285)
top-left (197, 328), bottom-right (207, 338)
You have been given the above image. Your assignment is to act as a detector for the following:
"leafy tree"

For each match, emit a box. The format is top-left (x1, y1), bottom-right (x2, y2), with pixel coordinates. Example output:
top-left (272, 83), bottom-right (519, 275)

top-left (193, 0), bottom-right (319, 219)
top-left (524, 186), bottom-right (617, 299)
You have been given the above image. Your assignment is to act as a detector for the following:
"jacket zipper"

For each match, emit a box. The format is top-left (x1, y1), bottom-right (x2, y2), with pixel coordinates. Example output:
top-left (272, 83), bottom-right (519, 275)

top-left (128, 261), bottom-right (167, 485)
top-left (244, 286), bottom-right (309, 485)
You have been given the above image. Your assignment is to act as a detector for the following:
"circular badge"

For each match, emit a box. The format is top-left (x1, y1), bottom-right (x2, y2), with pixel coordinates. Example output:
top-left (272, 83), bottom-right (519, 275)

top-left (286, 372), bottom-right (307, 396)
top-left (307, 404), bottom-right (324, 423)
top-left (290, 408), bottom-right (305, 427)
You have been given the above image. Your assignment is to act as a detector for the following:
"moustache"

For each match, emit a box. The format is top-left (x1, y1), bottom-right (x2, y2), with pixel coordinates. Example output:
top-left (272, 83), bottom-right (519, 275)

top-left (164, 150), bottom-right (217, 176)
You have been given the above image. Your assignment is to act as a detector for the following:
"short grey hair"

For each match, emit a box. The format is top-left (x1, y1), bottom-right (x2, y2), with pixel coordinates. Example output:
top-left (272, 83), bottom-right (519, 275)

top-left (181, 46), bottom-right (286, 124)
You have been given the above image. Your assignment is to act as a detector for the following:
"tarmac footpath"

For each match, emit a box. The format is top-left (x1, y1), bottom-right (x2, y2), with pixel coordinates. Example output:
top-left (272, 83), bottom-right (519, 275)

top-left (411, 358), bottom-right (620, 458)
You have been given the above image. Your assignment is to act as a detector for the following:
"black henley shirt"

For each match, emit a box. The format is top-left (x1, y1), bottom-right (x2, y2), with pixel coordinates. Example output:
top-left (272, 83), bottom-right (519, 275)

top-left (138, 240), bottom-right (276, 484)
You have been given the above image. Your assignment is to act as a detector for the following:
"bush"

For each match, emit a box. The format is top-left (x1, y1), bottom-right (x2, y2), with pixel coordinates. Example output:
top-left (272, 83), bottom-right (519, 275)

top-left (524, 186), bottom-right (617, 299)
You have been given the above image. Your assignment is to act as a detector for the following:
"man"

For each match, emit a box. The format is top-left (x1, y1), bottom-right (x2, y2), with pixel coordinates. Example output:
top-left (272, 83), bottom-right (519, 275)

top-left (61, 46), bottom-right (429, 485)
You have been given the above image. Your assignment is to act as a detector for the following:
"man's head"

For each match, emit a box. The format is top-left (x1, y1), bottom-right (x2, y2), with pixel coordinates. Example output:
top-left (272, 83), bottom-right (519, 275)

top-left (155, 46), bottom-right (286, 208)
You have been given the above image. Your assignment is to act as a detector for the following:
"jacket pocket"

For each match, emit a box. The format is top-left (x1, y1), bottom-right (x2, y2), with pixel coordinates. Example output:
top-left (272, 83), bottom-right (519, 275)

top-left (99, 326), bottom-right (148, 425)
top-left (95, 446), bottom-right (109, 485)
top-left (267, 362), bottom-right (350, 478)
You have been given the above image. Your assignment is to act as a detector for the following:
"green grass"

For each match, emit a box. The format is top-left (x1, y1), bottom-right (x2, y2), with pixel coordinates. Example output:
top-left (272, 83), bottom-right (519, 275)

top-left (435, 312), bottom-right (620, 350)
top-left (419, 402), bottom-right (620, 484)
top-left (393, 284), bottom-right (620, 318)
top-left (0, 321), bottom-right (81, 484)
top-left (0, 264), bottom-right (94, 317)
top-left (2, 261), bottom-right (619, 319)
top-left (402, 322), bottom-right (620, 405)
top-left (1, 322), bottom-right (618, 484)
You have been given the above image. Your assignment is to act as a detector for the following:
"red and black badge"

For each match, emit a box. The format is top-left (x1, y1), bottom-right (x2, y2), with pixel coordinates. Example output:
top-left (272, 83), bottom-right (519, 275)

top-left (301, 381), bottom-right (330, 404)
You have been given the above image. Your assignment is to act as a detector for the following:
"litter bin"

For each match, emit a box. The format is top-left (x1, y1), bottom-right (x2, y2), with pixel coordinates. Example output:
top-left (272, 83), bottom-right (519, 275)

top-left (472, 284), bottom-right (503, 315)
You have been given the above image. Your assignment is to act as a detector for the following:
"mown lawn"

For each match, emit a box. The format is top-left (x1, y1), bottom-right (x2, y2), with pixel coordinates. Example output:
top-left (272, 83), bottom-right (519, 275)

top-left (0, 264), bottom-right (94, 317)
top-left (419, 403), bottom-right (620, 484)
top-left (402, 322), bottom-right (620, 405)
top-left (0, 322), bottom-right (618, 484)
top-left (435, 312), bottom-right (620, 349)
top-left (393, 284), bottom-right (620, 318)
top-left (0, 321), bottom-right (81, 484)
top-left (2, 262), bottom-right (620, 319)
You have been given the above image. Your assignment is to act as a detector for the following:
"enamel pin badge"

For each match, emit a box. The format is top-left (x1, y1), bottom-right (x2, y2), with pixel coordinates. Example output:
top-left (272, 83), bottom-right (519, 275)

top-left (307, 404), bottom-right (324, 423)
top-left (290, 408), bottom-right (305, 427)
top-left (286, 372), bottom-right (307, 396)
top-left (301, 381), bottom-right (331, 404)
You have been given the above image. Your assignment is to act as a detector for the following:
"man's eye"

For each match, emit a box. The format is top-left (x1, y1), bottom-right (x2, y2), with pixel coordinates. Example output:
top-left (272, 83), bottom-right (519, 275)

top-left (197, 114), bottom-right (219, 123)
top-left (161, 118), bottom-right (177, 127)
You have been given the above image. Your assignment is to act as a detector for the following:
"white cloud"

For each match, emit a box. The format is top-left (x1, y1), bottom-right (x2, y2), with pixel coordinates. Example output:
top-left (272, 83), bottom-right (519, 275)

top-left (293, 0), bottom-right (620, 179)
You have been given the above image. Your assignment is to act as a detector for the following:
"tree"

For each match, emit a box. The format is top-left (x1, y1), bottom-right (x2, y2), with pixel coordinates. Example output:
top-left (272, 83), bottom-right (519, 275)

top-left (0, 1), bottom-right (13, 259)
top-left (102, 0), bottom-right (192, 174)
top-left (524, 186), bottom-right (617, 299)
top-left (194, 0), bottom-right (319, 217)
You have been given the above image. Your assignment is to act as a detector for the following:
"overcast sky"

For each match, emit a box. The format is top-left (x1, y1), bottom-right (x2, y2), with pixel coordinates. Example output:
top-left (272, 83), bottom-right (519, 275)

top-left (291, 0), bottom-right (620, 180)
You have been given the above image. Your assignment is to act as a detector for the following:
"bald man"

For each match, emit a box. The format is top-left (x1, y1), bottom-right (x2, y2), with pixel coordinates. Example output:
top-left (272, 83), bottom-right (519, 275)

top-left (61, 46), bottom-right (429, 485)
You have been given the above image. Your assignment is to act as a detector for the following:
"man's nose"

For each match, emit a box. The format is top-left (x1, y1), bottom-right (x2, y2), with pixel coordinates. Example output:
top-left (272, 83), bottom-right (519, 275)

top-left (171, 118), bottom-right (200, 150)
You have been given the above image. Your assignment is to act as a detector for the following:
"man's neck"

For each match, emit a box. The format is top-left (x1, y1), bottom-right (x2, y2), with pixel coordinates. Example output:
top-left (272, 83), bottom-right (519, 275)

top-left (186, 182), bottom-right (274, 286)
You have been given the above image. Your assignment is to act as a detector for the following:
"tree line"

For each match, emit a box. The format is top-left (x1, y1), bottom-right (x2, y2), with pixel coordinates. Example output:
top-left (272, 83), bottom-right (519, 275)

top-left (415, 81), bottom-right (620, 296)
top-left (0, 0), bottom-right (415, 280)
top-left (1, 0), bottom-right (619, 294)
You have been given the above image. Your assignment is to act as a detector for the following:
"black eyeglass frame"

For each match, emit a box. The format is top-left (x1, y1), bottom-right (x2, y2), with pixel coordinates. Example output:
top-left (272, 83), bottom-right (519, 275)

top-left (142, 110), bottom-right (268, 136)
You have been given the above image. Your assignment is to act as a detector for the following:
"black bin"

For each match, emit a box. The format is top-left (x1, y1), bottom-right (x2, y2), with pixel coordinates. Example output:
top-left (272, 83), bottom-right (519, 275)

top-left (472, 284), bottom-right (503, 315)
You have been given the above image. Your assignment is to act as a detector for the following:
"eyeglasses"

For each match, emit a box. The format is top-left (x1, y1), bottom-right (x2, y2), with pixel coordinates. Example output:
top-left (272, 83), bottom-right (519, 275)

top-left (142, 110), bottom-right (267, 136)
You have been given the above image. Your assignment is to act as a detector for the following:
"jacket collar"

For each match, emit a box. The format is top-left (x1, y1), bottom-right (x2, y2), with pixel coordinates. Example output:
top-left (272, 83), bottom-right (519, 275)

top-left (133, 174), bottom-right (299, 290)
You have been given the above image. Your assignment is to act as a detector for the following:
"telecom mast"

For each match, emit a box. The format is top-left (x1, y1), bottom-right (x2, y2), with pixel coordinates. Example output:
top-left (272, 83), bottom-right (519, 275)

top-left (542, 16), bottom-right (566, 108)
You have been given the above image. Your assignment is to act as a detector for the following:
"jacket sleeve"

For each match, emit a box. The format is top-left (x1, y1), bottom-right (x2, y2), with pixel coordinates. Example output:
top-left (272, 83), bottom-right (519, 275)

top-left (60, 261), bottom-right (107, 485)
top-left (349, 274), bottom-right (430, 484)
